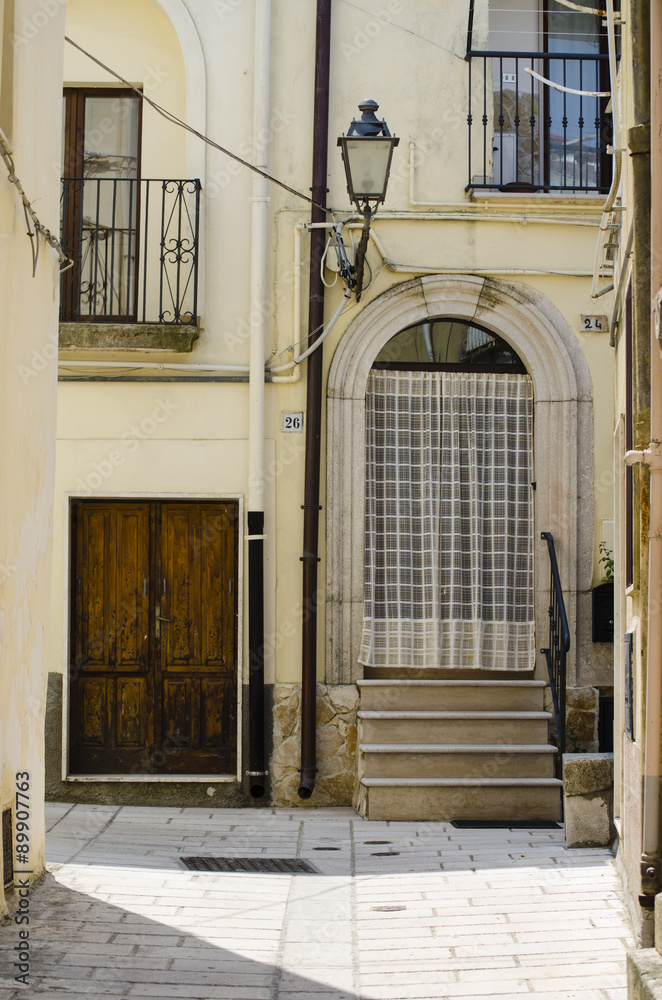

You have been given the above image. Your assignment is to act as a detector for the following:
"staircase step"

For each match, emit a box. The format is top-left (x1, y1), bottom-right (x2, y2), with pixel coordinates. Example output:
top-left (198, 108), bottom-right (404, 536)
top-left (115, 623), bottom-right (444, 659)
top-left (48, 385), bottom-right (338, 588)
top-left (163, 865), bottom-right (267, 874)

top-left (360, 743), bottom-right (557, 779)
top-left (357, 679), bottom-right (547, 712)
top-left (360, 777), bottom-right (562, 821)
top-left (358, 710), bottom-right (552, 745)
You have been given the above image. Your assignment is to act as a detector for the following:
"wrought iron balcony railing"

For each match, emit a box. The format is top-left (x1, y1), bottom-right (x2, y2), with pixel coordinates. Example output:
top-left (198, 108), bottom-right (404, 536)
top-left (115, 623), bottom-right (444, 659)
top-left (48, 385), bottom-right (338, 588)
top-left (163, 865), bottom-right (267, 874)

top-left (467, 51), bottom-right (611, 193)
top-left (60, 177), bottom-right (201, 325)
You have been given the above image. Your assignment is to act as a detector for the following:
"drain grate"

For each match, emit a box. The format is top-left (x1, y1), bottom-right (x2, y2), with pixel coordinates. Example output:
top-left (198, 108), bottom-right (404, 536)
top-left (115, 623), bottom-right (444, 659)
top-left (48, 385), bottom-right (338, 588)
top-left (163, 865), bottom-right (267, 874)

top-left (2, 808), bottom-right (12, 889)
top-left (450, 820), bottom-right (562, 830)
top-left (371, 851), bottom-right (400, 856)
top-left (364, 840), bottom-right (391, 845)
top-left (312, 846), bottom-right (340, 851)
top-left (179, 856), bottom-right (319, 874)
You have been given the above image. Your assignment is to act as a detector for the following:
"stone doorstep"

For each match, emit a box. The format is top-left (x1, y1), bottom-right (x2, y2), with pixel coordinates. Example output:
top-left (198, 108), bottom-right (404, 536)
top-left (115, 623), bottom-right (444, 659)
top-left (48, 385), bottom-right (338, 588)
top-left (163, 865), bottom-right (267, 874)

top-left (360, 743), bottom-right (557, 753)
top-left (363, 780), bottom-right (562, 822)
top-left (360, 743), bottom-right (557, 779)
top-left (356, 679), bottom-right (548, 687)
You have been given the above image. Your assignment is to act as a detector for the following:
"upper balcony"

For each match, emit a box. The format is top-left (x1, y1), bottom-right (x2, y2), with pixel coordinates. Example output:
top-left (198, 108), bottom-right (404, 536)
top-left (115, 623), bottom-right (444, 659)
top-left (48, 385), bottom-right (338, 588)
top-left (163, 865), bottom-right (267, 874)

top-left (466, 0), bottom-right (614, 197)
top-left (467, 50), bottom-right (611, 194)
top-left (59, 175), bottom-right (201, 352)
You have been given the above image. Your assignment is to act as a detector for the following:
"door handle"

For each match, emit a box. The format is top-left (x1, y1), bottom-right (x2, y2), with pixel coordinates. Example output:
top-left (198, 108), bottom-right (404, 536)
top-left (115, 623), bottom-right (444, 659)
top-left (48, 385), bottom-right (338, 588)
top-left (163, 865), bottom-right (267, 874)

top-left (155, 606), bottom-right (172, 638)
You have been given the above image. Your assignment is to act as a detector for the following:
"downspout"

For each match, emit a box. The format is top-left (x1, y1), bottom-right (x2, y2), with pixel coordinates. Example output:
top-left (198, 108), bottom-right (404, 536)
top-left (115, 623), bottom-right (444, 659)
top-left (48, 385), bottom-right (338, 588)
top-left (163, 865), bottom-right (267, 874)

top-left (247, 0), bottom-right (271, 799)
top-left (298, 0), bottom-right (332, 800)
top-left (625, 0), bottom-right (661, 907)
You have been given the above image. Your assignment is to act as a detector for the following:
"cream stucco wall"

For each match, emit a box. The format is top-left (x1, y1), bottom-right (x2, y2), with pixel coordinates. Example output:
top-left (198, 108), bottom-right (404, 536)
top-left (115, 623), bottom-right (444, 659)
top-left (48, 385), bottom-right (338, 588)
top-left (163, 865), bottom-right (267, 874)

top-left (0, 0), bottom-right (64, 914)
top-left (50, 0), bottom-right (616, 796)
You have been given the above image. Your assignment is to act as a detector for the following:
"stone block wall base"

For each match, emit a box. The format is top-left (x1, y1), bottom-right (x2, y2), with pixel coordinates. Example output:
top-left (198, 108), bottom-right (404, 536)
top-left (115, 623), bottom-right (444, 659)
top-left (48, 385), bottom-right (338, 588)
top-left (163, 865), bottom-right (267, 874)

top-left (563, 752), bottom-right (615, 847)
top-left (628, 949), bottom-right (662, 1000)
top-left (565, 685), bottom-right (600, 752)
top-left (270, 683), bottom-right (359, 807)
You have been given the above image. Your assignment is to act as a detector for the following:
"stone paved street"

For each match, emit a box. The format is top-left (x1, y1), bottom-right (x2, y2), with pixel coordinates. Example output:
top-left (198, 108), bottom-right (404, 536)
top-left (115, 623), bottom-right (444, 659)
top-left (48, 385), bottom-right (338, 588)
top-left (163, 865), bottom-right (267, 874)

top-left (0, 804), bottom-right (634, 999)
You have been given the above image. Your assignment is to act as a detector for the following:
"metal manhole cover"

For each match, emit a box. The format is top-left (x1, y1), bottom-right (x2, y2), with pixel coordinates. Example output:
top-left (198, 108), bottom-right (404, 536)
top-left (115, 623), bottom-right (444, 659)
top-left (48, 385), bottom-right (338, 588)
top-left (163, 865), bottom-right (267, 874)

top-left (179, 856), bottom-right (319, 874)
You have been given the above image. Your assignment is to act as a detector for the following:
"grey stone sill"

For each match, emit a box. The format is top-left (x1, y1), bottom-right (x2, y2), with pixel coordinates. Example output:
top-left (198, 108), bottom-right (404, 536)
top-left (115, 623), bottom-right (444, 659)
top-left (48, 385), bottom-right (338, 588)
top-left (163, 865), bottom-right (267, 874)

top-left (59, 322), bottom-right (199, 353)
top-left (467, 190), bottom-right (605, 206)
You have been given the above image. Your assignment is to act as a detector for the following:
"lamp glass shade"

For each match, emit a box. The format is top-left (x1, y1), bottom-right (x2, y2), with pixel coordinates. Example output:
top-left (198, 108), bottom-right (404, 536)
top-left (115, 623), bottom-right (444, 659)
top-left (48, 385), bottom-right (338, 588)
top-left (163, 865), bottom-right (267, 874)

top-left (341, 136), bottom-right (395, 203)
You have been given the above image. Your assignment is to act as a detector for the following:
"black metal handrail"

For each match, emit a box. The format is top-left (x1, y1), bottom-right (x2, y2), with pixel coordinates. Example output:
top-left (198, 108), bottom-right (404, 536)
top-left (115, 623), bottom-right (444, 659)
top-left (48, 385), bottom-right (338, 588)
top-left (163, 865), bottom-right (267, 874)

top-left (60, 177), bottom-right (201, 325)
top-left (467, 51), bottom-right (611, 193)
top-left (541, 531), bottom-right (570, 755)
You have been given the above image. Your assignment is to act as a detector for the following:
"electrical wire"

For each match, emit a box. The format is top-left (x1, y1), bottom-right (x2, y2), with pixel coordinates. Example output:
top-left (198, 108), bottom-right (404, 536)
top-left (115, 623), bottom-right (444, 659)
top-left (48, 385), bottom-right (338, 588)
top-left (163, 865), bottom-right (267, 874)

top-left (320, 237), bottom-right (338, 288)
top-left (64, 36), bottom-right (335, 220)
top-left (0, 127), bottom-right (71, 274)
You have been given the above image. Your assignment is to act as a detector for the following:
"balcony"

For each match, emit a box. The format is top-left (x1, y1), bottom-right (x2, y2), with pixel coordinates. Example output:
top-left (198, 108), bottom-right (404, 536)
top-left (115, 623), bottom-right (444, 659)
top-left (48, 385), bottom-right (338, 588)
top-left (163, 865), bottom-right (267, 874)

top-left (467, 51), bottom-right (611, 194)
top-left (59, 177), bottom-right (201, 352)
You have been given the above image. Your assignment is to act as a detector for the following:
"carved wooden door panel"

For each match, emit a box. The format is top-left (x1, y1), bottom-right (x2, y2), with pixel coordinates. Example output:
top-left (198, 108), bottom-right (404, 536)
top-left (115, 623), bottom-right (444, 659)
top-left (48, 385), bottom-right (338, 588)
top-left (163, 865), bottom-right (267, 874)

top-left (69, 500), bottom-right (238, 776)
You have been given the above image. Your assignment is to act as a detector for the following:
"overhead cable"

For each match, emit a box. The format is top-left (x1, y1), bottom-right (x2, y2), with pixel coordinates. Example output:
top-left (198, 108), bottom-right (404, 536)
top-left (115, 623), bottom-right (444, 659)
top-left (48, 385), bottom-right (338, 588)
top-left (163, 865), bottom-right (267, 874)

top-left (64, 36), bottom-right (334, 219)
top-left (0, 127), bottom-right (71, 275)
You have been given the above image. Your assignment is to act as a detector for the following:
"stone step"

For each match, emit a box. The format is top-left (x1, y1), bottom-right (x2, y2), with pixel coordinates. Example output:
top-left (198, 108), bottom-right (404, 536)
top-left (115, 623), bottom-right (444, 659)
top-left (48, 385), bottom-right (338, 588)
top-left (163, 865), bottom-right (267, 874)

top-left (358, 710), bottom-right (552, 746)
top-left (360, 743), bottom-right (557, 779)
top-left (360, 777), bottom-right (563, 821)
top-left (357, 678), bottom-right (547, 712)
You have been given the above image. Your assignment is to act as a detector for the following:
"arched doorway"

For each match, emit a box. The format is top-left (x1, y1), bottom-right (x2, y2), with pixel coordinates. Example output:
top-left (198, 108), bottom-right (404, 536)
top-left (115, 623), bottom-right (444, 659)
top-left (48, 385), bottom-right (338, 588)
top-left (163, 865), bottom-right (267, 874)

top-left (326, 274), bottom-right (593, 687)
top-left (361, 318), bottom-right (534, 673)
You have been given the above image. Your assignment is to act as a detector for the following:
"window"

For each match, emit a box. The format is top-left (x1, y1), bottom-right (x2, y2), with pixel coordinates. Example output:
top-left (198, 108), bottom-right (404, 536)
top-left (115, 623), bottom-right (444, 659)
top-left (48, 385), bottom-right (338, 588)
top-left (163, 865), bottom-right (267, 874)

top-left (61, 89), bottom-right (142, 321)
top-left (467, 0), bottom-right (612, 192)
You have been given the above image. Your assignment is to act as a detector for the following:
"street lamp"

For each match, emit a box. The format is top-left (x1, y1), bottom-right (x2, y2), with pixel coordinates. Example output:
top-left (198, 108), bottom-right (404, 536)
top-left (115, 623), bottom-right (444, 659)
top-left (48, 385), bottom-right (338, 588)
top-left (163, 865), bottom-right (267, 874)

top-left (337, 100), bottom-right (399, 300)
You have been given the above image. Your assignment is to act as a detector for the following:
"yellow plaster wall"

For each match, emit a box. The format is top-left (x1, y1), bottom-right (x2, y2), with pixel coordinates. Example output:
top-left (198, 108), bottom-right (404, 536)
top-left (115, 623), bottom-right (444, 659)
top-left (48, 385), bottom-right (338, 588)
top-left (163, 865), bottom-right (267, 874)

top-left (52, 0), bottom-right (617, 707)
top-left (0, 0), bottom-right (64, 913)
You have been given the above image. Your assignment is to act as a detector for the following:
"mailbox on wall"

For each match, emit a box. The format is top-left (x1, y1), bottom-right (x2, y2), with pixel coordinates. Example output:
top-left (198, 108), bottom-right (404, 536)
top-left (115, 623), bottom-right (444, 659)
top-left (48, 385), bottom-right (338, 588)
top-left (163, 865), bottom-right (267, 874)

top-left (592, 582), bottom-right (614, 643)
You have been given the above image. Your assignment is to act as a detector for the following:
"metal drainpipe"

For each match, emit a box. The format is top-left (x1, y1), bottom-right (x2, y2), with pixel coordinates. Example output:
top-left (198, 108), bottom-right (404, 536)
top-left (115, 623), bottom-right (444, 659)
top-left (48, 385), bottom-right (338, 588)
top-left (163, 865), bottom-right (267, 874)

top-left (247, 0), bottom-right (271, 799)
top-left (298, 0), bottom-right (332, 800)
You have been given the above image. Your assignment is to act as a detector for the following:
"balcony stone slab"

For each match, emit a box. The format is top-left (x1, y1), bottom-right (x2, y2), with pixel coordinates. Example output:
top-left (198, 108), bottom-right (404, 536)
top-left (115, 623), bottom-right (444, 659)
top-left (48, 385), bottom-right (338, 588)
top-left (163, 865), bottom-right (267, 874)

top-left (59, 322), bottom-right (199, 353)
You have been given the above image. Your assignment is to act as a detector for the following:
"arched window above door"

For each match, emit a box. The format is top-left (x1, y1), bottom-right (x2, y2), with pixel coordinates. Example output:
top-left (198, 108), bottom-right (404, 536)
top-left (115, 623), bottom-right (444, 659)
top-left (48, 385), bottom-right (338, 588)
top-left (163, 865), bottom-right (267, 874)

top-left (373, 318), bottom-right (527, 372)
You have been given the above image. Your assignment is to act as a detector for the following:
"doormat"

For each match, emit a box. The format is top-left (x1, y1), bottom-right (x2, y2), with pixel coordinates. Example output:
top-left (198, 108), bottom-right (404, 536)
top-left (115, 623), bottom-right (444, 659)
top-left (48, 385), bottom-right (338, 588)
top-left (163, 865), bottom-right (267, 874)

top-left (450, 820), bottom-right (562, 830)
top-left (179, 856), bottom-right (319, 874)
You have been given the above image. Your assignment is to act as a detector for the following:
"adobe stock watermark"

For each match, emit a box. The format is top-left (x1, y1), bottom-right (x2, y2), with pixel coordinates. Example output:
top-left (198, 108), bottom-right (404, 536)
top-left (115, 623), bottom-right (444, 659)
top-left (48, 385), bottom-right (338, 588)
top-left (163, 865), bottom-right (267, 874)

top-left (341, 0), bottom-right (404, 62)
top-left (213, 0), bottom-right (246, 18)
top-left (12, 0), bottom-right (65, 47)
top-left (73, 397), bottom-right (180, 495)
top-left (205, 108), bottom-right (296, 199)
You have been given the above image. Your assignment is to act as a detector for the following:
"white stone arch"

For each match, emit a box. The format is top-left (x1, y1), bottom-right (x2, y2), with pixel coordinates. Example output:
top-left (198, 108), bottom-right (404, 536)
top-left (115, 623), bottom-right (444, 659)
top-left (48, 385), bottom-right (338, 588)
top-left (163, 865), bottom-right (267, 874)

top-left (152, 0), bottom-right (207, 181)
top-left (326, 273), bottom-right (593, 685)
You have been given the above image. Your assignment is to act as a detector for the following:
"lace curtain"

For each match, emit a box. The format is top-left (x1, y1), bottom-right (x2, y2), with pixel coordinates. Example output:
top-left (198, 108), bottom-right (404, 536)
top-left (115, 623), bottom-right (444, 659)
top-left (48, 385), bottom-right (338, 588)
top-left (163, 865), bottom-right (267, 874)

top-left (359, 369), bottom-right (535, 670)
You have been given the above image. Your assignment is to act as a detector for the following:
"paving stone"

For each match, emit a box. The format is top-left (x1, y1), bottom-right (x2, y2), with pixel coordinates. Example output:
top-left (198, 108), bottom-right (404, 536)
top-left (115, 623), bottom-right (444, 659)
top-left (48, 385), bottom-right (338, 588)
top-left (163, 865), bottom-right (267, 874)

top-left (0, 802), bottom-right (636, 1000)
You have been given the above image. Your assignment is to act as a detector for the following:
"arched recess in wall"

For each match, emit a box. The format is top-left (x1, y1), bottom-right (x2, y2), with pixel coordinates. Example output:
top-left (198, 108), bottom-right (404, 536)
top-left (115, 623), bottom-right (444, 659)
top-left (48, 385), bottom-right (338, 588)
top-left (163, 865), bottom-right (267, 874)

top-left (152, 0), bottom-right (206, 182)
top-left (325, 273), bottom-right (594, 686)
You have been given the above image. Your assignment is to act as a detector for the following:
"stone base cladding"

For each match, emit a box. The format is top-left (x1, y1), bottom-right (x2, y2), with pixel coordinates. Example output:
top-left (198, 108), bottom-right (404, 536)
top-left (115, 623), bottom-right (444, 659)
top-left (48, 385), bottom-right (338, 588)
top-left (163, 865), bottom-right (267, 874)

top-left (271, 683), bottom-right (359, 807)
top-left (543, 684), bottom-right (600, 752)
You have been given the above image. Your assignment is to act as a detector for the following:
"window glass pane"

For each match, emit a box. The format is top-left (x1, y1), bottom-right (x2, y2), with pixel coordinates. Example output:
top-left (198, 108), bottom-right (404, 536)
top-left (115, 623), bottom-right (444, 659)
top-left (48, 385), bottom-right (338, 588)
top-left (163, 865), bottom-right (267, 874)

top-left (84, 96), bottom-right (139, 179)
top-left (374, 319), bottom-right (524, 368)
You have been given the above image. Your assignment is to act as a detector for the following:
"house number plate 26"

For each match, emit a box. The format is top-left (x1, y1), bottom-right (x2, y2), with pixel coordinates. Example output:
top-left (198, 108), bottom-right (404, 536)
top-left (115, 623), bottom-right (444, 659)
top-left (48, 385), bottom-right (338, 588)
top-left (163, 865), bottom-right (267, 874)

top-left (282, 412), bottom-right (304, 433)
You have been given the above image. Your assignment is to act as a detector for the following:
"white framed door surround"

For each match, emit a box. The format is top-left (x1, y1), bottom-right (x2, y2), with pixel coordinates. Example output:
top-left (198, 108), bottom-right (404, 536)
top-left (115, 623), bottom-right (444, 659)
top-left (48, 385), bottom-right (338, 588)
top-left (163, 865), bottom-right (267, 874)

top-left (326, 274), bottom-right (593, 685)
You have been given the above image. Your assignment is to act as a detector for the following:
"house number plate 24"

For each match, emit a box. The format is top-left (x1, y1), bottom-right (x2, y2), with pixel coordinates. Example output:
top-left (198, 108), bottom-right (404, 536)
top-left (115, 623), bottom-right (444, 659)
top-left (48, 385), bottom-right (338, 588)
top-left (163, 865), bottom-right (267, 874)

top-left (282, 412), bottom-right (304, 433)
top-left (581, 315), bottom-right (609, 332)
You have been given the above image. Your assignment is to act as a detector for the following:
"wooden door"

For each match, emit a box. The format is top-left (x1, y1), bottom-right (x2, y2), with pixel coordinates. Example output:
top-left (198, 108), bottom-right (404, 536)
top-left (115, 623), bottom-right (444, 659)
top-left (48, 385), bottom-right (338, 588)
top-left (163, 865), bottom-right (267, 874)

top-left (69, 500), bottom-right (238, 776)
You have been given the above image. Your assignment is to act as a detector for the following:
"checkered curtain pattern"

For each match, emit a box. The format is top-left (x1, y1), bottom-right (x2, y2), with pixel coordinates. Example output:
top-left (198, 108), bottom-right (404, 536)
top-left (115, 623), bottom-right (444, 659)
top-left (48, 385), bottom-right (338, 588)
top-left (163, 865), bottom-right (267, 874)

top-left (359, 369), bottom-right (535, 670)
